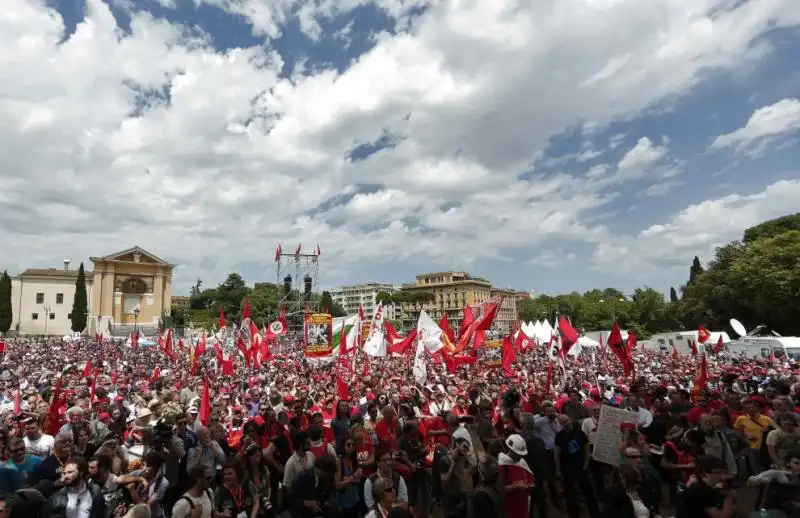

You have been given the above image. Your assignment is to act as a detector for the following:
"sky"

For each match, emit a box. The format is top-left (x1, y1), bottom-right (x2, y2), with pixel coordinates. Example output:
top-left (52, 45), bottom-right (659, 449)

top-left (2, 0), bottom-right (800, 298)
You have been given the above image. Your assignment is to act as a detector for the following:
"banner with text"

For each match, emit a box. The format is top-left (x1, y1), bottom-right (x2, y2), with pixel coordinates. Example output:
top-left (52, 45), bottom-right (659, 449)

top-left (305, 313), bottom-right (333, 361)
top-left (482, 339), bottom-right (502, 368)
top-left (360, 321), bottom-right (371, 345)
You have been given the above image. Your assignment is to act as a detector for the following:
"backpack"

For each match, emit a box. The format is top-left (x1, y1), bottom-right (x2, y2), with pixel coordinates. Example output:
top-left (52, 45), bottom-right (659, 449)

top-left (178, 489), bottom-right (214, 517)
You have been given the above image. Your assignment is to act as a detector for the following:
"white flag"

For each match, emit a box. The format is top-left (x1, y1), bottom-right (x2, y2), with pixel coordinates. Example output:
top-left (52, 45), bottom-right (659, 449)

top-left (416, 310), bottom-right (444, 354)
top-left (363, 302), bottom-right (386, 357)
top-left (413, 310), bottom-right (443, 385)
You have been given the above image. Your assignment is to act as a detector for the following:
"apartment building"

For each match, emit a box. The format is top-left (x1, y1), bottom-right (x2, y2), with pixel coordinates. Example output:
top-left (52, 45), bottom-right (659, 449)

top-left (330, 282), bottom-right (400, 320)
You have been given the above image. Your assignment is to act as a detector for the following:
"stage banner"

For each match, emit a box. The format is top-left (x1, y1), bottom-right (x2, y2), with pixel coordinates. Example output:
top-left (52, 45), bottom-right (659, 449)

top-left (360, 321), bottom-right (371, 344)
top-left (482, 339), bottom-right (502, 368)
top-left (305, 313), bottom-right (333, 360)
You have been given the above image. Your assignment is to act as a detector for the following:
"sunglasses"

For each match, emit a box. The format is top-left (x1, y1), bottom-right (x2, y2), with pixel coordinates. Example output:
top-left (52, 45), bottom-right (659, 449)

top-left (345, 443), bottom-right (355, 447)
top-left (10, 448), bottom-right (25, 454)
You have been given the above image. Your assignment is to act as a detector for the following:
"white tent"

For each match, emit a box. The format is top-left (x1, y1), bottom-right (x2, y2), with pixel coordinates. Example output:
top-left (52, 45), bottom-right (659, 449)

top-left (577, 335), bottom-right (600, 347)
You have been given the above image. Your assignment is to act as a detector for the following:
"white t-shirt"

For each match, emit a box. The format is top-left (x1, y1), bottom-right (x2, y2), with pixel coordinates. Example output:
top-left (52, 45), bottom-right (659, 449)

top-left (172, 491), bottom-right (213, 518)
top-left (24, 434), bottom-right (55, 457)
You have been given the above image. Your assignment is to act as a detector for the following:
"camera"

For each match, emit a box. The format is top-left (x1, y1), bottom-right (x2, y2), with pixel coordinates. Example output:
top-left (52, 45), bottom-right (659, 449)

top-left (146, 419), bottom-right (173, 450)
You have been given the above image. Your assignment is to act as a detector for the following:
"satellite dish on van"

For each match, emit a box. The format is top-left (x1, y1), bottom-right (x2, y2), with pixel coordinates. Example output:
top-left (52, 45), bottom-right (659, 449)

top-left (729, 318), bottom-right (747, 338)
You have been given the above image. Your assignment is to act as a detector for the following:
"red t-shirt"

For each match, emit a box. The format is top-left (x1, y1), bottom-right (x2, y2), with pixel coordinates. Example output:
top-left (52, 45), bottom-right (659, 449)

top-left (427, 416), bottom-right (450, 447)
top-left (375, 419), bottom-right (398, 450)
top-left (502, 464), bottom-right (534, 516)
top-left (355, 434), bottom-right (375, 476)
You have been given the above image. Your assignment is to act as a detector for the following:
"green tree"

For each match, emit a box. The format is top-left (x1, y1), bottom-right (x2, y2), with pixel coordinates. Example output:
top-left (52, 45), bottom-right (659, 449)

top-left (320, 291), bottom-right (333, 313)
top-left (70, 262), bottom-right (88, 332)
top-left (330, 302), bottom-right (347, 317)
top-left (517, 297), bottom-right (537, 322)
top-left (375, 291), bottom-right (396, 306)
top-left (743, 213), bottom-right (800, 243)
top-left (688, 256), bottom-right (704, 285)
top-left (0, 271), bottom-right (12, 333)
top-left (215, 273), bottom-right (251, 321)
top-left (679, 214), bottom-right (800, 334)
top-left (669, 287), bottom-right (679, 302)
top-left (249, 282), bottom-right (281, 325)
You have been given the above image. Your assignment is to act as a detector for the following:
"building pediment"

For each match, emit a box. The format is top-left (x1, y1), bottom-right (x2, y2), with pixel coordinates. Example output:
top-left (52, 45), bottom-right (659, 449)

top-left (91, 246), bottom-right (173, 267)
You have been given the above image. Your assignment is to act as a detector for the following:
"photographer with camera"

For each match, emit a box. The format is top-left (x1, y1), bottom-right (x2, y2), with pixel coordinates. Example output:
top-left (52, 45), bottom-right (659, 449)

top-left (437, 430), bottom-right (476, 517)
top-left (145, 418), bottom-right (186, 518)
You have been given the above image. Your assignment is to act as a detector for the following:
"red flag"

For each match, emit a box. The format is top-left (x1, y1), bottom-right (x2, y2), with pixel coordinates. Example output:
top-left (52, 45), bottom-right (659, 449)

top-left (0, 340), bottom-right (6, 353)
top-left (458, 306), bottom-right (475, 340)
top-left (151, 367), bottom-right (160, 382)
top-left (501, 334), bottom-right (516, 377)
top-left (713, 335), bottom-right (725, 354)
top-left (13, 388), bottom-right (21, 415)
top-left (689, 339), bottom-right (698, 357)
top-left (274, 244), bottom-right (282, 263)
top-left (198, 377), bottom-right (211, 425)
top-left (339, 320), bottom-right (348, 356)
top-left (626, 329), bottom-right (637, 352)
top-left (242, 301), bottom-right (251, 320)
top-left (315, 245), bottom-right (321, 256)
top-left (44, 378), bottom-right (63, 436)
top-left (336, 374), bottom-right (349, 400)
top-left (515, 329), bottom-right (531, 352)
top-left (219, 307), bottom-right (226, 329)
top-left (697, 324), bottom-right (711, 344)
top-left (557, 315), bottom-right (579, 355)
top-left (294, 244), bottom-right (301, 259)
top-left (692, 355), bottom-right (708, 401)
top-left (83, 361), bottom-right (93, 378)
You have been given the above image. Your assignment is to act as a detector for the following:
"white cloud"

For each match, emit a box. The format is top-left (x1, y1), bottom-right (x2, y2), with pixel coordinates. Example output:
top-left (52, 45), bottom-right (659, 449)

top-left (710, 98), bottom-right (800, 155)
top-left (592, 179), bottom-right (800, 278)
top-left (616, 137), bottom-right (668, 179)
top-left (1, 0), bottom-right (799, 291)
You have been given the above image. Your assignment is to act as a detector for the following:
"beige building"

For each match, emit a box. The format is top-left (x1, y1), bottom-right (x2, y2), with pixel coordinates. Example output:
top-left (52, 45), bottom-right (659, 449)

top-left (9, 246), bottom-right (174, 336)
top-left (10, 260), bottom-right (95, 336)
top-left (90, 246), bottom-right (174, 335)
top-left (171, 295), bottom-right (191, 309)
top-left (397, 272), bottom-right (518, 332)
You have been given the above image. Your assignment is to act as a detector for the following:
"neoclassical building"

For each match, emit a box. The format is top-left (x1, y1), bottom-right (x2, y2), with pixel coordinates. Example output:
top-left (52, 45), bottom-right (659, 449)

top-left (10, 246), bottom-right (174, 336)
top-left (90, 246), bottom-right (174, 335)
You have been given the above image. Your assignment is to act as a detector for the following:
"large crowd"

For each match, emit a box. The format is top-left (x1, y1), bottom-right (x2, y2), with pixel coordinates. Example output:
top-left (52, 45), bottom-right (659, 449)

top-left (0, 335), bottom-right (798, 518)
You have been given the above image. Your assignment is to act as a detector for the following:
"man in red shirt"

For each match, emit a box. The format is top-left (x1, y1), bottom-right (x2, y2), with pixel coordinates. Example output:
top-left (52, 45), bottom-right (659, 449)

top-left (375, 406), bottom-right (398, 451)
top-left (687, 390), bottom-right (712, 425)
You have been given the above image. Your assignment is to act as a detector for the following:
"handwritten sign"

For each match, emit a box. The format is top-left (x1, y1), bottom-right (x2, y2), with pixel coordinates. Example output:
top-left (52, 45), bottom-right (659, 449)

top-left (591, 404), bottom-right (639, 466)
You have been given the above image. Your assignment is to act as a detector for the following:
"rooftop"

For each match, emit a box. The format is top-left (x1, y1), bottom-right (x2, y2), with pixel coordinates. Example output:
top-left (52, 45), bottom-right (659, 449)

top-left (20, 267), bottom-right (94, 278)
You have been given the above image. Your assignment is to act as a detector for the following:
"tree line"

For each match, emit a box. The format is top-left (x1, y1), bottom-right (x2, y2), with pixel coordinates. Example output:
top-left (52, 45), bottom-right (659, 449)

top-left (516, 213), bottom-right (800, 339)
top-left (176, 273), bottom-right (346, 330)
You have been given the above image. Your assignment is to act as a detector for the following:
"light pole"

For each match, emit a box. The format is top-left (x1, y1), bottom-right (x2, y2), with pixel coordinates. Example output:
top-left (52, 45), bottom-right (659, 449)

top-left (133, 306), bottom-right (140, 336)
top-left (43, 304), bottom-right (51, 336)
top-left (97, 315), bottom-right (102, 336)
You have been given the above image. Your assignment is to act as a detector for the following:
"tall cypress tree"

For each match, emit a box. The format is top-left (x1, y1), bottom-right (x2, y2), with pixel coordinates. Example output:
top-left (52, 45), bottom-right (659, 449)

top-left (0, 270), bottom-right (12, 333)
top-left (669, 286), bottom-right (679, 302)
top-left (71, 262), bottom-right (88, 332)
top-left (688, 256), bottom-right (704, 285)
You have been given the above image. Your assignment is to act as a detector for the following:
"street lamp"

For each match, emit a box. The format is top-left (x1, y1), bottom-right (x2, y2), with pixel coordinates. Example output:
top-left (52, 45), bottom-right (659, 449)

top-left (133, 306), bottom-right (140, 335)
top-left (43, 304), bottom-right (51, 336)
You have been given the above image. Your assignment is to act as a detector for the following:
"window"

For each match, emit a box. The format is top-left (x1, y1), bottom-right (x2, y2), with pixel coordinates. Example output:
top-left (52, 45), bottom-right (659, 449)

top-left (31, 313), bottom-right (39, 320)
top-left (49, 313), bottom-right (55, 320)
top-left (68, 313), bottom-right (72, 320)
top-left (36, 293), bottom-right (44, 304)
top-left (56, 293), bottom-right (64, 304)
